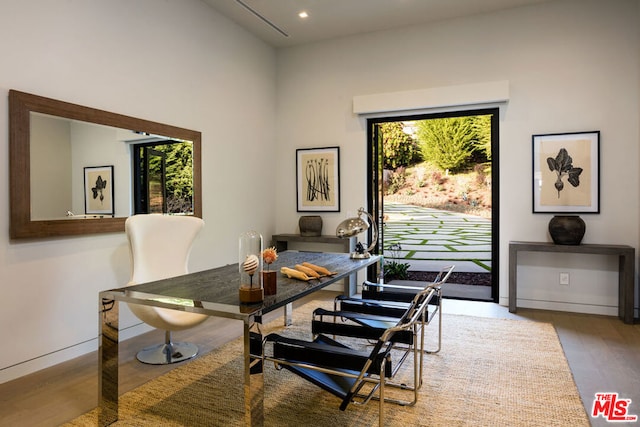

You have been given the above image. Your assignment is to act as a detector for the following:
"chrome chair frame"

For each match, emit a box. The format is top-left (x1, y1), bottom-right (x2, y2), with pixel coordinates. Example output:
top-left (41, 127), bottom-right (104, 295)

top-left (331, 265), bottom-right (454, 387)
top-left (262, 284), bottom-right (437, 426)
top-left (338, 265), bottom-right (453, 349)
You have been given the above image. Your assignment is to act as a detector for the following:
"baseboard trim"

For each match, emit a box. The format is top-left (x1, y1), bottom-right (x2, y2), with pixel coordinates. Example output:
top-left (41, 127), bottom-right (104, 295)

top-left (0, 322), bottom-right (152, 384)
top-left (514, 299), bottom-right (618, 317)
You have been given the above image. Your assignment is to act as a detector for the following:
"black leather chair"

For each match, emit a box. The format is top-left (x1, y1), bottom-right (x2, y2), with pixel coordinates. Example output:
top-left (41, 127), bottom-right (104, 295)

top-left (318, 265), bottom-right (452, 393)
top-left (336, 265), bottom-right (454, 356)
top-left (263, 282), bottom-right (439, 426)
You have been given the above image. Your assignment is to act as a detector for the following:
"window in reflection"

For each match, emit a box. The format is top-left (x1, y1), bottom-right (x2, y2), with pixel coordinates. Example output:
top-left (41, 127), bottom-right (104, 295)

top-left (133, 140), bottom-right (194, 215)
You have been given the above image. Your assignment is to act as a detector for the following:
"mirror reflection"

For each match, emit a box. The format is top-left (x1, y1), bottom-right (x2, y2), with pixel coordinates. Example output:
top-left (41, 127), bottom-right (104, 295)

top-left (30, 113), bottom-right (195, 220)
top-left (132, 139), bottom-right (195, 216)
top-left (9, 90), bottom-right (202, 239)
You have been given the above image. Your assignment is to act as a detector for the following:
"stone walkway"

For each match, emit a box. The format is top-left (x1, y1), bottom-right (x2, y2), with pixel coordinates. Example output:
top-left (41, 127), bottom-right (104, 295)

top-left (382, 202), bottom-right (492, 274)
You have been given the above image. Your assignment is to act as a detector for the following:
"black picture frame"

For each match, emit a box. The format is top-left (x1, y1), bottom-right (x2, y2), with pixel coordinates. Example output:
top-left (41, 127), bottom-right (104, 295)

top-left (296, 147), bottom-right (340, 212)
top-left (532, 131), bottom-right (600, 213)
top-left (84, 165), bottom-right (115, 216)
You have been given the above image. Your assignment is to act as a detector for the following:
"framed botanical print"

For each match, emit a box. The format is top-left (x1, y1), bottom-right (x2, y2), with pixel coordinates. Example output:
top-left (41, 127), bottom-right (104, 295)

top-left (84, 165), bottom-right (114, 216)
top-left (532, 131), bottom-right (600, 213)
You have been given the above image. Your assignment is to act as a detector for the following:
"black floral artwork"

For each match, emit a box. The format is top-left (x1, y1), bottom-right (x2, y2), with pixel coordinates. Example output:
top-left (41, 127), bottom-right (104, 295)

top-left (91, 175), bottom-right (107, 204)
top-left (546, 148), bottom-right (583, 198)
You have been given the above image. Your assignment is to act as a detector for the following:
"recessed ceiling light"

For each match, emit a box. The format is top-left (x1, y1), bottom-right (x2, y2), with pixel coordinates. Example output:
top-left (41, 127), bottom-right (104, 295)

top-left (298, 11), bottom-right (309, 19)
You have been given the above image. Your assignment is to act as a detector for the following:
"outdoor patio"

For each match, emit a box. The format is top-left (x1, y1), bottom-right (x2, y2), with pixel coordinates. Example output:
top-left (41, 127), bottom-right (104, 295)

top-left (382, 202), bottom-right (493, 300)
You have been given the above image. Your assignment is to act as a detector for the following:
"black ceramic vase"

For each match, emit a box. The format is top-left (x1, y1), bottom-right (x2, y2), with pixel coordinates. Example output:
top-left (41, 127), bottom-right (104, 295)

top-left (548, 215), bottom-right (586, 245)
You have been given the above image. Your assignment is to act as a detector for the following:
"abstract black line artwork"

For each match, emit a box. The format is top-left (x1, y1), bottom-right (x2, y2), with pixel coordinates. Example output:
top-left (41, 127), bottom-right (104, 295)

top-left (296, 147), bottom-right (340, 212)
top-left (305, 157), bottom-right (331, 202)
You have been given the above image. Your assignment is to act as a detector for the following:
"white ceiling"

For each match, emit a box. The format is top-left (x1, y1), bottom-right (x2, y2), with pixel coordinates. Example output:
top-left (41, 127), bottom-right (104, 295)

top-left (203, 0), bottom-right (555, 48)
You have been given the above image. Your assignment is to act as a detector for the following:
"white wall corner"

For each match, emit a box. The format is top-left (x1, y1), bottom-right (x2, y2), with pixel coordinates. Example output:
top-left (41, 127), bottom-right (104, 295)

top-left (352, 80), bottom-right (510, 115)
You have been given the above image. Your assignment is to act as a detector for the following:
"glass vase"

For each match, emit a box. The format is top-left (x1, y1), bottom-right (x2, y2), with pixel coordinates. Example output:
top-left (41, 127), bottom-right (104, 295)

top-left (238, 231), bottom-right (264, 303)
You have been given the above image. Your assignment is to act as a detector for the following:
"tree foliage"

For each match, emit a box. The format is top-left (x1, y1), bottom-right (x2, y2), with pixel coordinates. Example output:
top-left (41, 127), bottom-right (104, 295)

top-left (415, 115), bottom-right (491, 172)
top-left (472, 115), bottom-right (492, 160)
top-left (163, 142), bottom-right (194, 199)
top-left (416, 117), bottom-right (475, 171)
top-left (148, 141), bottom-right (194, 213)
top-left (379, 122), bottom-right (421, 169)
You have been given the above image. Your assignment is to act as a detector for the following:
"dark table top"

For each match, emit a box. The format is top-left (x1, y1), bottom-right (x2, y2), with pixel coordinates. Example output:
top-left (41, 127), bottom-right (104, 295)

top-left (100, 251), bottom-right (380, 321)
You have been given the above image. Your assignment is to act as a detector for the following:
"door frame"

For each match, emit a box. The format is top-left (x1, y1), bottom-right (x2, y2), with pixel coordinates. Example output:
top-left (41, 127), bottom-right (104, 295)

top-left (366, 107), bottom-right (500, 302)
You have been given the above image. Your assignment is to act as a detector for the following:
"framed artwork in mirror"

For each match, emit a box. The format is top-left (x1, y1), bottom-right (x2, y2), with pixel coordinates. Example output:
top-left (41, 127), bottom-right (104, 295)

top-left (84, 166), bottom-right (115, 216)
top-left (296, 146), bottom-right (340, 212)
top-left (532, 131), bottom-right (600, 213)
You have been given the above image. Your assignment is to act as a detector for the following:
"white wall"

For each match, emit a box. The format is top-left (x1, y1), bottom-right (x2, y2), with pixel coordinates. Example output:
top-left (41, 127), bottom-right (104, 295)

top-left (1, 0), bottom-right (638, 385)
top-left (0, 0), bottom-right (277, 383)
top-left (30, 114), bottom-right (72, 219)
top-left (275, 0), bottom-right (639, 315)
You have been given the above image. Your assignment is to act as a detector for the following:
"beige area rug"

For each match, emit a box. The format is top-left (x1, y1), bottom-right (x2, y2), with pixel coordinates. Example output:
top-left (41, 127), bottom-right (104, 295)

top-left (66, 301), bottom-right (589, 426)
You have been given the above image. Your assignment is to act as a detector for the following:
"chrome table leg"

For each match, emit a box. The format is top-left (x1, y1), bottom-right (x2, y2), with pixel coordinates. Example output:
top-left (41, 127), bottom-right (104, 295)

top-left (244, 316), bottom-right (264, 426)
top-left (98, 294), bottom-right (119, 426)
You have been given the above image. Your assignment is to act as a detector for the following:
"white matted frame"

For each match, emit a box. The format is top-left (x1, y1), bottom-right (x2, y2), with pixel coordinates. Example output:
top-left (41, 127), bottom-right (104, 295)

top-left (296, 146), bottom-right (340, 212)
top-left (84, 165), bottom-right (115, 216)
top-left (532, 131), bottom-right (600, 213)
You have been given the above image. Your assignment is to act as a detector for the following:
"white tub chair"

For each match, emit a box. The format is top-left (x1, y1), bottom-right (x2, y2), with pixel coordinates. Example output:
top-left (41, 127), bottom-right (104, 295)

top-left (125, 214), bottom-right (209, 364)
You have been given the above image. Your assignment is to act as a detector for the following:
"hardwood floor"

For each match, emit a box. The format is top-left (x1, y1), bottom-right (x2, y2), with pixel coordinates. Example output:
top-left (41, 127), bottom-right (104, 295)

top-left (1, 291), bottom-right (638, 427)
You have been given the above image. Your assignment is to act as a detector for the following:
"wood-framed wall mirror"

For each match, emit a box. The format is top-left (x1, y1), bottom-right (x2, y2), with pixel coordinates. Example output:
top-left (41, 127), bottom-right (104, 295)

top-left (9, 90), bottom-right (202, 239)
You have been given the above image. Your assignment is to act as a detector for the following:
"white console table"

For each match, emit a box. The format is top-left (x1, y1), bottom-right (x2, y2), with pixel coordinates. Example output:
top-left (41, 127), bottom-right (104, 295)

top-left (509, 241), bottom-right (636, 324)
